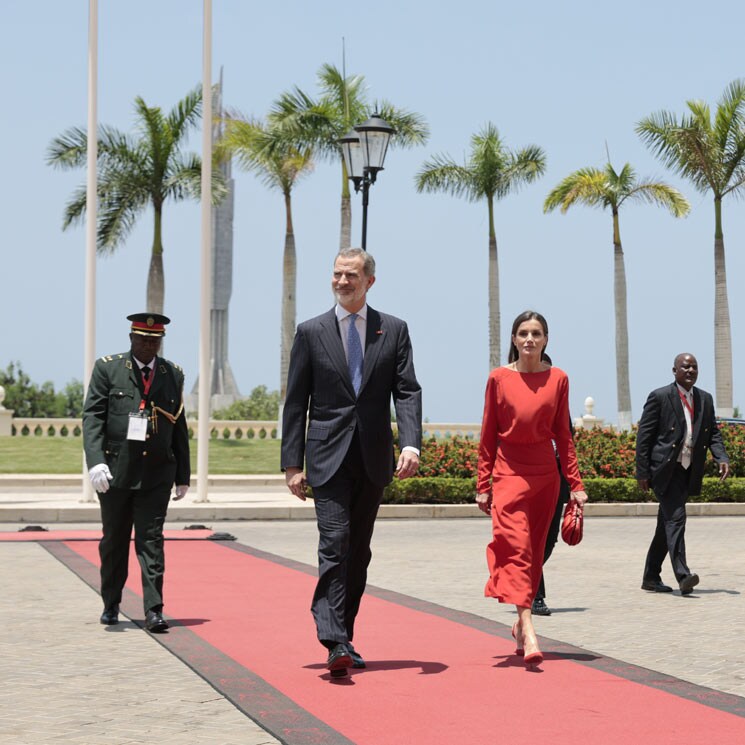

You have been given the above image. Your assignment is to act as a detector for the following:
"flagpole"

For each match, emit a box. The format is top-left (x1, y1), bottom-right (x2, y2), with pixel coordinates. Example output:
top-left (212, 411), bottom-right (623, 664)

top-left (81, 0), bottom-right (98, 503)
top-left (196, 0), bottom-right (213, 502)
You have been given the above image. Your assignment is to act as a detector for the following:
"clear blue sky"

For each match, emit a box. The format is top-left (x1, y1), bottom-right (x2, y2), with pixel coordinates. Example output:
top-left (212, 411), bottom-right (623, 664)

top-left (3, 0), bottom-right (744, 424)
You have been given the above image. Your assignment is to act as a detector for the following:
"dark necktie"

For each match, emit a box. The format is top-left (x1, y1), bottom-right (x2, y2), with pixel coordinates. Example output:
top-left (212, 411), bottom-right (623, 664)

top-left (347, 313), bottom-right (363, 395)
top-left (142, 366), bottom-right (150, 382)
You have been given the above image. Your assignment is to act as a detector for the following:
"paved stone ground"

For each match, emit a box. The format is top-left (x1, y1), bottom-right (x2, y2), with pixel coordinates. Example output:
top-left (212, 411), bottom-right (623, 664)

top-left (1, 515), bottom-right (743, 744)
top-left (0, 542), bottom-right (278, 745)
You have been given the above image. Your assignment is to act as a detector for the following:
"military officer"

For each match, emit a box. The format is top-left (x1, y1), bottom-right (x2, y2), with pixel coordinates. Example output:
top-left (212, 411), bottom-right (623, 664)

top-left (83, 313), bottom-right (191, 632)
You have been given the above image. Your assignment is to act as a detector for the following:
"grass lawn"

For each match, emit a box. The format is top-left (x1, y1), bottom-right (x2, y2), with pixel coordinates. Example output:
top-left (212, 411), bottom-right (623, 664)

top-left (0, 436), bottom-right (282, 474)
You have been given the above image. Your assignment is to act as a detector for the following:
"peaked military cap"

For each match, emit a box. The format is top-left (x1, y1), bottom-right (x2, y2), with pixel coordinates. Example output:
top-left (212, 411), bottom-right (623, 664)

top-left (127, 312), bottom-right (170, 337)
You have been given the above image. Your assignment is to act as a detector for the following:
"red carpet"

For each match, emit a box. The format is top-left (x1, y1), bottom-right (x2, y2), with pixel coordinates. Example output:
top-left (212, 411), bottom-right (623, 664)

top-left (0, 528), bottom-right (215, 542)
top-left (43, 539), bottom-right (745, 744)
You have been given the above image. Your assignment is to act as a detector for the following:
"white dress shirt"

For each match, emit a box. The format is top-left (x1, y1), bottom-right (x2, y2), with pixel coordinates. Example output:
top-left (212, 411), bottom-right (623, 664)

top-left (676, 383), bottom-right (694, 469)
top-left (334, 303), bottom-right (419, 458)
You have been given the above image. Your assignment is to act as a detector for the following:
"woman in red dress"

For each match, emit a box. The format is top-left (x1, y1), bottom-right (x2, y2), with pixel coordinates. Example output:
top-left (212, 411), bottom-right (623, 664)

top-left (476, 310), bottom-right (587, 667)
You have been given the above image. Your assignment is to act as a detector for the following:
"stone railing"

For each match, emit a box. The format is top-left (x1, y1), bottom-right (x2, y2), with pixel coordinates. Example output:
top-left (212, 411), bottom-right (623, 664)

top-left (11, 418), bottom-right (83, 437)
top-left (7, 418), bottom-right (483, 440)
top-left (421, 423), bottom-right (480, 439)
top-left (8, 417), bottom-right (280, 440)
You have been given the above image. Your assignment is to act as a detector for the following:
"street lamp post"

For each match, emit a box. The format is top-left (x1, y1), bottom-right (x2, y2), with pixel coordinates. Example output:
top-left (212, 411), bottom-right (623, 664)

top-left (339, 114), bottom-right (395, 249)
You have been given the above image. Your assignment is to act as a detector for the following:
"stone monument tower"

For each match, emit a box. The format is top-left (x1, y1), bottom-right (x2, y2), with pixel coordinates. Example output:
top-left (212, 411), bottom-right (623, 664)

top-left (188, 69), bottom-right (241, 413)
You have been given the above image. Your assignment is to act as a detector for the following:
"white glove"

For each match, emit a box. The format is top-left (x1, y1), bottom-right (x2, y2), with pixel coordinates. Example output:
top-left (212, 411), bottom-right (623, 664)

top-left (89, 464), bottom-right (113, 493)
top-left (174, 485), bottom-right (189, 500)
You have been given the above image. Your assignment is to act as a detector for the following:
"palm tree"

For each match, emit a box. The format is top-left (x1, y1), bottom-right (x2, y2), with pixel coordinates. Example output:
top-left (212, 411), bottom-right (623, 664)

top-left (269, 63), bottom-right (429, 249)
top-left (544, 162), bottom-right (690, 430)
top-left (636, 79), bottom-right (745, 417)
top-left (47, 87), bottom-right (225, 313)
top-left (416, 123), bottom-right (546, 368)
top-left (217, 115), bottom-right (313, 402)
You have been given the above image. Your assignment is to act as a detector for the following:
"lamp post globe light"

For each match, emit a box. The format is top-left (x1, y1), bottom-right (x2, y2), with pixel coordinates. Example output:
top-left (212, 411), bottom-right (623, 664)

top-left (339, 113), bottom-right (395, 249)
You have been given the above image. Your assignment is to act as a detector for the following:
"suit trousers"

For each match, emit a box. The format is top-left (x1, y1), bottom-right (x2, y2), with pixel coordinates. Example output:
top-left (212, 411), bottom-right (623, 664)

top-left (643, 464), bottom-right (691, 583)
top-left (310, 433), bottom-right (384, 647)
top-left (98, 485), bottom-right (171, 613)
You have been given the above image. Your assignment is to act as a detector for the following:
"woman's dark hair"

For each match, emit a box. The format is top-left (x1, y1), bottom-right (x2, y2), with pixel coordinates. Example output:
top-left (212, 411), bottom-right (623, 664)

top-left (507, 310), bottom-right (549, 363)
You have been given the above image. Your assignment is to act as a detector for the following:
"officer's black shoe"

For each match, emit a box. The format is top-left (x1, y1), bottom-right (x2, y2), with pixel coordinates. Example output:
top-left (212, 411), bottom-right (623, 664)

top-left (532, 598), bottom-right (552, 616)
top-left (100, 605), bottom-right (120, 625)
top-left (145, 609), bottom-right (169, 633)
top-left (641, 580), bottom-right (673, 593)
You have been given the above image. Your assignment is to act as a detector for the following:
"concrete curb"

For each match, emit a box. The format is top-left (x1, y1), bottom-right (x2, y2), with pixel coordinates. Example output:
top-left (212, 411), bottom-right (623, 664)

top-left (2, 501), bottom-right (745, 523)
top-left (0, 474), bottom-right (286, 488)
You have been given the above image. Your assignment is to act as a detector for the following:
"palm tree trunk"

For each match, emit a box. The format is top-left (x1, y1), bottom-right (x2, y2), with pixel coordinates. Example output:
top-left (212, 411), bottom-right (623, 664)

top-left (340, 162), bottom-right (352, 249)
top-left (280, 191), bottom-right (297, 403)
top-left (612, 211), bottom-right (632, 430)
top-left (147, 206), bottom-right (165, 313)
top-left (713, 198), bottom-right (733, 416)
top-left (487, 197), bottom-right (500, 369)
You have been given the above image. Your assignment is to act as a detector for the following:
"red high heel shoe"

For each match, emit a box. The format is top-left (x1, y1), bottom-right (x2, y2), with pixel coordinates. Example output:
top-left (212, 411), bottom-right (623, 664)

top-left (511, 622), bottom-right (524, 656)
top-left (523, 634), bottom-right (543, 666)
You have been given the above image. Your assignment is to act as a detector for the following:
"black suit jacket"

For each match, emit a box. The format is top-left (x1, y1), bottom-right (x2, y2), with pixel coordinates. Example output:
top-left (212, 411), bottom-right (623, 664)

top-left (635, 382), bottom-right (728, 497)
top-left (281, 306), bottom-right (422, 488)
top-left (83, 352), bottom-right (191, 490)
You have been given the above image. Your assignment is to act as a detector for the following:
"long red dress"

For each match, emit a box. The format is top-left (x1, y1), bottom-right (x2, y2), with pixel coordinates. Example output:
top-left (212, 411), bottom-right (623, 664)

top-left (477, 366), bottom-right (583, 607)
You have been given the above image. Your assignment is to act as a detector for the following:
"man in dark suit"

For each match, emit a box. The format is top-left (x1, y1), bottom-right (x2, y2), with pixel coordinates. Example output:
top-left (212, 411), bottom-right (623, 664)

top-left (636, 353), bottom-right (728, 596)
top-left (282, 247), bottom-right (422, 677)
top-left (83, 313), bottom-right (191, 632)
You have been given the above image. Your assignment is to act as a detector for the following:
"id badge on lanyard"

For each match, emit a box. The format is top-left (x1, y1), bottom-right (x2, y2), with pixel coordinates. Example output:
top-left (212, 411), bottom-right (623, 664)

top-left (127, 412), bottom-right (148, 441)
top-left (127, 369), bottom-right (153, 441)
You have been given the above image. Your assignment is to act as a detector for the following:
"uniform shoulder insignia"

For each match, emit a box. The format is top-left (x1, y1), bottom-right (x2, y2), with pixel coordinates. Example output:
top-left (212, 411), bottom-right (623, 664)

top-left (163, 359), bottom-right (183, 373)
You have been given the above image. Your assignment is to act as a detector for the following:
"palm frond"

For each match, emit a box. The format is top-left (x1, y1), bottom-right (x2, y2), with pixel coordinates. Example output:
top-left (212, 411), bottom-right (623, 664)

top-left (166, 85), bottom-right (203, 144)
top-left (544, 168), bottom-right (609, 213)
top-left (415, 155), bottom-right (476, 200)
top-left (220, 116), bottom-right (314, 195)
top-left (49, 87), bottom-right (211, 258)
top-left (317, 63), bottom-right (366, 110)
top-left (625, 181), bottom-right (690, 216)
top-left (497, 144), bottom-right (547, 197)
top-left (61, 184), bottom-right (89, 228)
top-left (368, 100), bottom-right (429, 148)
top-left (47, 127), bottom-right (88, 169)
top-left (96, 185), bottom-right (147, 255)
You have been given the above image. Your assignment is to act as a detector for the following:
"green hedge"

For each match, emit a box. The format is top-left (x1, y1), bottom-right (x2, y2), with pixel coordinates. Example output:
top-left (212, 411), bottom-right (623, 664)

top-left (381, 477), bottom-right (745, 504)
top-left (383, 477), bottom-right (477, 504)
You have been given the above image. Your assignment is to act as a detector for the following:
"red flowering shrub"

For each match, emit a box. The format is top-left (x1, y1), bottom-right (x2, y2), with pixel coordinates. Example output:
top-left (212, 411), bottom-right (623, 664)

top-left (573, 427), bottom-right (637, 479)
top-left (705, 423), bottom-right (745, 477)
top-left (410, 423), bottom-right (743, 480)
top-left (417, 435), bottom-right (478, 478)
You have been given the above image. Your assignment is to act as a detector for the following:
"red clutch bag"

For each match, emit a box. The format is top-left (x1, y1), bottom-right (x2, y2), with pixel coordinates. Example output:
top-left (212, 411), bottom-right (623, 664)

top-left (561, 500), bottom-right (584, 546)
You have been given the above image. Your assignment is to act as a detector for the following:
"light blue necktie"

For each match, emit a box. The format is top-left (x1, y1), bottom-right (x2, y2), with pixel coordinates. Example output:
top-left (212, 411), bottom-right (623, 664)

top-left (347, 313), bottom-right (363, 394)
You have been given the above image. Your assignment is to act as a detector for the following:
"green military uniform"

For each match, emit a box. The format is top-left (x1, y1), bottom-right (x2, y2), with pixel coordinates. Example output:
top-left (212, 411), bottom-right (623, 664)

top-left (83, 350), bottom-right (190, 614)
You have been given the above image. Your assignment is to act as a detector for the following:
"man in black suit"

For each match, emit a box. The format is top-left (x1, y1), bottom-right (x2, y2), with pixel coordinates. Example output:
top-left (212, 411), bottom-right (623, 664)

top-left (83, 313), bottom-right (191, 632)
top-left (636, 353), bottom-right (728, 596)
top-left (282, 248), bottom-right (422, 677)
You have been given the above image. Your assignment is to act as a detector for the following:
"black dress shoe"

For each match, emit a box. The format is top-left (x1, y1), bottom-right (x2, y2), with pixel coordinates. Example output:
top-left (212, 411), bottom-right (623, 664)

top-left (641, 580), bottom-right (673, 593)
top-left (532, 597), bottom-right (552, 616)
top-left (326, 643), bottom-right (352, 677)
top-left (679, 573), bottom-right (699, 595)
top-left (348, 643), bottom-right (366, 669)
top-left (145, 609), bottom-right (169, 633)
top-left (100, 605), bottom-right (119, 625)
